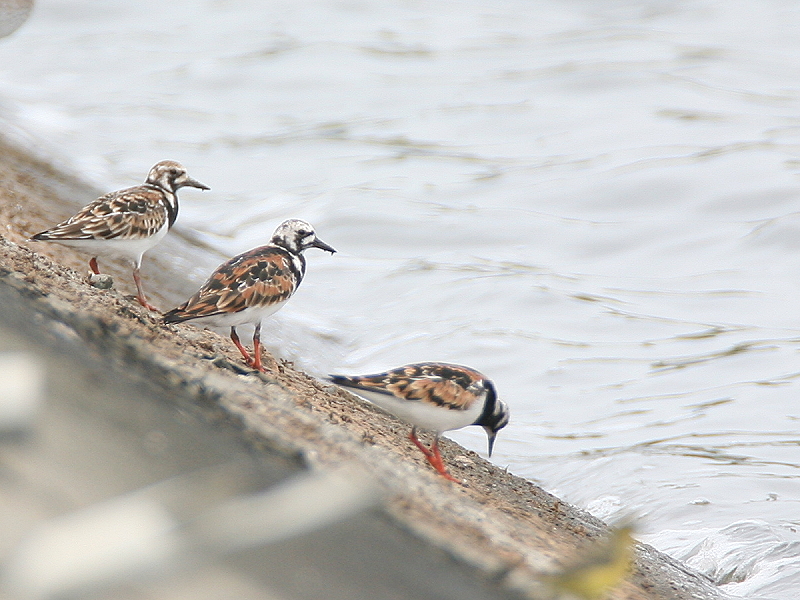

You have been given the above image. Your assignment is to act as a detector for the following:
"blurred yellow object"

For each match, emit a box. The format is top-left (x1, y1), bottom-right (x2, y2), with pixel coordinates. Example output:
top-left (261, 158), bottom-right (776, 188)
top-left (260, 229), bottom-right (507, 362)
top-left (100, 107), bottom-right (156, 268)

top-left (541, 524), bottom-right (635, 600)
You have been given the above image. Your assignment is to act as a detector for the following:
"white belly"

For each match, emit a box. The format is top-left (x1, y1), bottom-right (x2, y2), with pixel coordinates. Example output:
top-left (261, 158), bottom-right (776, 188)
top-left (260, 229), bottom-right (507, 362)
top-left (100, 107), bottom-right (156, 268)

top-left (344, 387), bottom-right (485, 433)
top-left (185, 299), bottom-right (288, 329)
top-left (46, 224), bottom-right (169, 266)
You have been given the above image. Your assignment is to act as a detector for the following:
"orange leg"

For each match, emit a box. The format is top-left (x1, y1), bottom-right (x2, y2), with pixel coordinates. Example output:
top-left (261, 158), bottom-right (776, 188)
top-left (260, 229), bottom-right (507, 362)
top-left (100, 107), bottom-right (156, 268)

top-left (230, 327), bottom-right (254, 366)
top-left (132, 265), bottom-right (158, 311)
top-left (408, 428), bottom-right (461, 484)
top-left (89, 257), bottom-right (100, 275)
top-left (250, 322), bottom-right (266, 372)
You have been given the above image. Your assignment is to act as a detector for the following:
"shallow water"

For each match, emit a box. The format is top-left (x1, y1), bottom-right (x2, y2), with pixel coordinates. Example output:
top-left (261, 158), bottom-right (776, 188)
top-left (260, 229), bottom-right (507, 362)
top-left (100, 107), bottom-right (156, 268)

top-left (2, 0), bottom-right (800, 596)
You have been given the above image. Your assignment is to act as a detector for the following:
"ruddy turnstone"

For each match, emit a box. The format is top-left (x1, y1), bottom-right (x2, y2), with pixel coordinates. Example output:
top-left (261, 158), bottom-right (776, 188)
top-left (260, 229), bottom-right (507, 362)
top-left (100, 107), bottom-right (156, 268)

top-left (30, 160), bottom-right (209, 311)
top-left (329, 362), bottom-right (510, 483)
top-left (163, 219), bottom-right (336, 372)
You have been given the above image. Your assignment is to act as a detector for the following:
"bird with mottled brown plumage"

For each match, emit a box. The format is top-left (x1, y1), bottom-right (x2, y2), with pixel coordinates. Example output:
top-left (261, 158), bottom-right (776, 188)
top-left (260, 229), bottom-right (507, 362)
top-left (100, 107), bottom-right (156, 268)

top-left (330, 362), bottom-right (510, 483)
top-left (31, 160), bottom-right (209, 311)
top-left (163, 219), bottom-right (335, 372)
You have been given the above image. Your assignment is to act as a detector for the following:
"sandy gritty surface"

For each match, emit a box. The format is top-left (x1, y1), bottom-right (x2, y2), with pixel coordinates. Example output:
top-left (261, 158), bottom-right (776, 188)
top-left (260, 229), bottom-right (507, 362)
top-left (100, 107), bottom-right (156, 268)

top-left (0, 136), bottom-right (724, 600)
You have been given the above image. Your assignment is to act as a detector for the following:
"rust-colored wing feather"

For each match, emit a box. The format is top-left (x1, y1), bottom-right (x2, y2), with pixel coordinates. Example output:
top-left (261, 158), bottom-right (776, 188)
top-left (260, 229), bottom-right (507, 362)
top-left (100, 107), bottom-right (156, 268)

top-left (33, 186), bottom-right (169, 241)
top-left (164, 247), bottom-right (299, 322)
top-left (335, 363), bottom-right (487, 411)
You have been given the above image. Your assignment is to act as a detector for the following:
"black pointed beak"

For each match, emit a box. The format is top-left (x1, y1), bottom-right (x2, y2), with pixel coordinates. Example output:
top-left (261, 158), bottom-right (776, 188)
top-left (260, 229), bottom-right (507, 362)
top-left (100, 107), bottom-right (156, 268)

top-left (486, 430), bottom-right (497, 457)
top-left (183, 177), bottom-right (210, 191)
top-left (311, 238), bottom-right (336, 254)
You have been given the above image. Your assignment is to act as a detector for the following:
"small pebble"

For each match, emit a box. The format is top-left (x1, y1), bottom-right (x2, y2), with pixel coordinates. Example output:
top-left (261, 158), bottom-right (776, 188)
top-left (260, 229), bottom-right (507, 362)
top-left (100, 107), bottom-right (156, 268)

top-left (88, 273), bottom-right (113, 290)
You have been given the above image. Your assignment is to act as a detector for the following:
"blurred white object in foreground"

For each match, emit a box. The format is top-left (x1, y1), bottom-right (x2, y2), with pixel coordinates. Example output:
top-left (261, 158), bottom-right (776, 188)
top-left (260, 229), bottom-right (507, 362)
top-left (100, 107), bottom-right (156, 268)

top-left (2, 466), bottom-right (378, 598)
top-left (3, 497), bottom-right (180, 599)
top-left (0, 352), bottom-right (43, 435)
top-left (193, 466), bottom-right (379, 553)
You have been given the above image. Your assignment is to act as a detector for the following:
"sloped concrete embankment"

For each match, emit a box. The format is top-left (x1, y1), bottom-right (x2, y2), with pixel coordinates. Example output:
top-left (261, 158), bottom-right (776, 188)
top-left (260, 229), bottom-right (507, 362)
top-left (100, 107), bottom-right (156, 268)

top-left (0, 136), bottom-right (724, 600)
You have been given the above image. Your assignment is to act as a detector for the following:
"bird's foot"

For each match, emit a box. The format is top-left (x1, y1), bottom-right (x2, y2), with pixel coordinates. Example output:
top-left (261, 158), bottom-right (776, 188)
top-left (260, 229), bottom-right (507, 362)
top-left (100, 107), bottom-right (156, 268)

top-left (136, 296), bottom-right (160, 312)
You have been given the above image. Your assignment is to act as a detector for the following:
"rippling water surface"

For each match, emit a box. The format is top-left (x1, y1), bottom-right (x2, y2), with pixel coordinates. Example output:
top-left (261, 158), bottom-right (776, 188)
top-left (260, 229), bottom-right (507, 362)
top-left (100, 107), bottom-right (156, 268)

top-left (2, 1), bottom-right (800, 596)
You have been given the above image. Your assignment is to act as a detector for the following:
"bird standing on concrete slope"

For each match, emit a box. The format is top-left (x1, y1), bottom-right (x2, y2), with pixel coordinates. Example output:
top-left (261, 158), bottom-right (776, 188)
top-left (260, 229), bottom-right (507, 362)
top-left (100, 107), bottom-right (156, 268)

top-left (330, 362), bottom-right (510, 483)
top-left (30, 160), bottom-right (209, 311)
top-left (163, 219), bottom-right (335, 372)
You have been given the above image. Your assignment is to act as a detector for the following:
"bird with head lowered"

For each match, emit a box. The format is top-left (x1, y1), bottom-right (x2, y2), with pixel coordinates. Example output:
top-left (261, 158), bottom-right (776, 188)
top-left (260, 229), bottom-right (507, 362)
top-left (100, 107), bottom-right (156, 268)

top-left (330, 362), bottom-right (509, 483)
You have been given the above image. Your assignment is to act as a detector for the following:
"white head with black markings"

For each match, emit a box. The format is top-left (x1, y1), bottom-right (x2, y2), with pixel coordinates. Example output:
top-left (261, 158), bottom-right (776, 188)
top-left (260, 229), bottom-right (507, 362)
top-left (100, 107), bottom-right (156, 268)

top-left (473, 380), bottom-right (510, 456)
top-left (270, 219), bottom-right (336, 255)
top-left (145, 160), bottom-right (210, 195)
